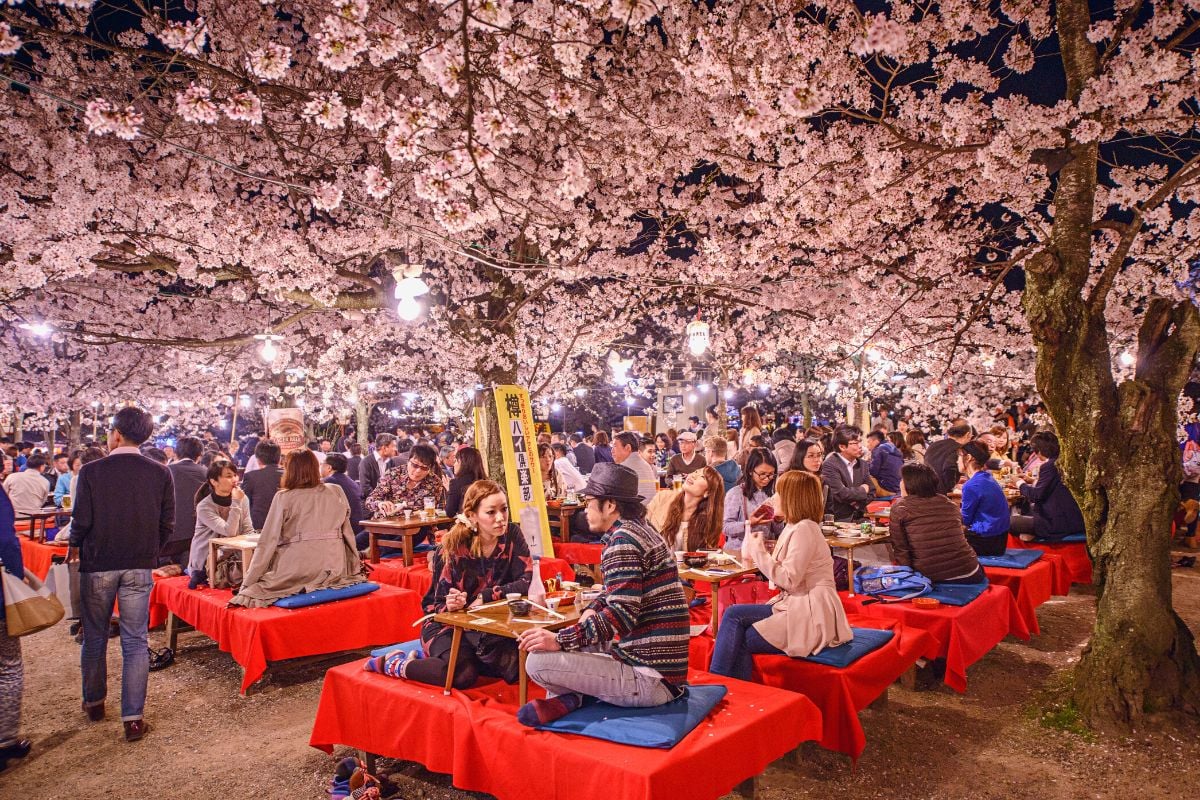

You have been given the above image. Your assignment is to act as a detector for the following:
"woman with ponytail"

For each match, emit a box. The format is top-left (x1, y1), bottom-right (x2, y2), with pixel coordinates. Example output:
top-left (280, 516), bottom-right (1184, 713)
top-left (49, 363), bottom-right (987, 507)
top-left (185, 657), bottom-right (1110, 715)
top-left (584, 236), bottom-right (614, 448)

top-left (187, 460), bottom-right (251, 588)
top-left (365, 480), bottom-right (532, 688)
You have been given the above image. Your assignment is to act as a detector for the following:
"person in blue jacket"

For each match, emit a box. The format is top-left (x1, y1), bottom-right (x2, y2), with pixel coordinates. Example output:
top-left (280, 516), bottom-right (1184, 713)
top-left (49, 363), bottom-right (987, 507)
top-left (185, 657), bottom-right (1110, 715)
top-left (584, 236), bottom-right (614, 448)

top-left (866, 430), bottom-right (903, 494)
top-left (958, 440), bottom-right (1011, 556)
top-left (0, 485), bottom-right (31, 771)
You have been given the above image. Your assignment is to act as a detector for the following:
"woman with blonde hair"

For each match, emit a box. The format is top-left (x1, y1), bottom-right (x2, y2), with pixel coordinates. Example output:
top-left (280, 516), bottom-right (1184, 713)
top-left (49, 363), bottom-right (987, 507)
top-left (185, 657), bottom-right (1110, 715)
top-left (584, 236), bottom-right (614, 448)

top-left (647, 466), bottom-right (725, 551)
top-left (230, 449), bottom-right (364, 607)
top-left (365, 479), bottom-right (531, 688)
top-left (709, 470), bottom-right (853, 680)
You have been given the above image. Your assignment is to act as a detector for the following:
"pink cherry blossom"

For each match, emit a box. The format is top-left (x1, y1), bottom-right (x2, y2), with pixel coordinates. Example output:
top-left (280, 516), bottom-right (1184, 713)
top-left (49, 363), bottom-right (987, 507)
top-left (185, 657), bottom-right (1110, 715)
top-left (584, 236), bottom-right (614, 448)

top-left (175, 83), bottom-right (220, 124)
top-left (0, 22), bottom-right (21, 56)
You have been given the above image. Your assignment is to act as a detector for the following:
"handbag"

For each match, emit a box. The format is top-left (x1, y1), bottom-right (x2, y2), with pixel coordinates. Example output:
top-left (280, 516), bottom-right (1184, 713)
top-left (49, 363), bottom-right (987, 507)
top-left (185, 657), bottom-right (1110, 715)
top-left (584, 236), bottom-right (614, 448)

top-left (852, 565), bottom-right (932, 601)
top-left (3, 568), bottom-right (66, 637)
top-left (212, 551), bottom-right (244, 590)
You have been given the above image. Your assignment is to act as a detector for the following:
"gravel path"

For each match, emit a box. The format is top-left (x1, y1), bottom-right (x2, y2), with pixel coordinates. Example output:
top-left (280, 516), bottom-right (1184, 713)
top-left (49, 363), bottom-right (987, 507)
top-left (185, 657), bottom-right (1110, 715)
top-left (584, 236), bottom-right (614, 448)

top-left (3, 569), bottom-right (1197, 799)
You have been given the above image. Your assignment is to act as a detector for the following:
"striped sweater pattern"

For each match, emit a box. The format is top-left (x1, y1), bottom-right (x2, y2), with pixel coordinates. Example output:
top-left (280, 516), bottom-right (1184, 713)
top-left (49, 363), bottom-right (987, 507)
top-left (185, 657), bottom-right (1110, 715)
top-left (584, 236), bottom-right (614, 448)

top-left (554, 516), bottom-right (690, 684)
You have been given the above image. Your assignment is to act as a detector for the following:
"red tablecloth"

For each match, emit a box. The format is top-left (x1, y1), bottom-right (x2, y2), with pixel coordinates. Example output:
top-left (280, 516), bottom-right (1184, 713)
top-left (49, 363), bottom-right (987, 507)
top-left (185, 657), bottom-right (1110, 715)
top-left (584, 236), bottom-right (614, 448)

top-left (688, 577), bottom-right (780, 631)
top-left (983, 558), bottom-right (1054, 636)
top-left (552, 542), bottom-right (605, 565)
top-left (152, 577), bottom-right (422, 693)
top-left (840, 586), bottom-right (1029, 693)
top-left (18, 536), bottom-right (64, 580)
top-left (367, 556), bottom-right (576, 598)
top-left (1007, 535), bottom-right (1092, 585)
top-left (753, 618), bottom-right (930, 760)
top-left (310, 664), bottom-right (822, 800)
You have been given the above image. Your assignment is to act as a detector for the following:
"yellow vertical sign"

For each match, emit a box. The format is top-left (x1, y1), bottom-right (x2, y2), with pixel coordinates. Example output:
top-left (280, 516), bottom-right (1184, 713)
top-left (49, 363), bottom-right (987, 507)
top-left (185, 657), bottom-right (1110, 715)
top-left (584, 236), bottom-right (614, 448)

top-left (493, 385), bottom-right (554, 557)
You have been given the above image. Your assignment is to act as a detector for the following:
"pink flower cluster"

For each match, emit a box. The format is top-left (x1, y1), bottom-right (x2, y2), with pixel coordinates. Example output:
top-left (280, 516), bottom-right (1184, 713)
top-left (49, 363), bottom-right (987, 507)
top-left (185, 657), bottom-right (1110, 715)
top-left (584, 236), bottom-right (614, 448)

top-left (175, 83), bottom-right (220, 124)
top-left (156, 18), bottom-right (208, 56)
top-left (0, 22), bottom-right (21, 56)
top-left (82, 98), bottom-right (144, 139)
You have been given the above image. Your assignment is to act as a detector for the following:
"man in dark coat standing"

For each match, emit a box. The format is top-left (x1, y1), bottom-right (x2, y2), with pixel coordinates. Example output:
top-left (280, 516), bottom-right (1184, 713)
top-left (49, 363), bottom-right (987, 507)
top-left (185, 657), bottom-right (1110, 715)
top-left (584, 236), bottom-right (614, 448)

top-left (69, 407), bottom-right (173, 743)
top-left (924, 423), bottom-right (973, 494)
top-left (241, 440), bottom-right (284, 530)
top-left (569, 433), bottom-right (595, 475)
top-left (162, 436), bottom-right (206, 565)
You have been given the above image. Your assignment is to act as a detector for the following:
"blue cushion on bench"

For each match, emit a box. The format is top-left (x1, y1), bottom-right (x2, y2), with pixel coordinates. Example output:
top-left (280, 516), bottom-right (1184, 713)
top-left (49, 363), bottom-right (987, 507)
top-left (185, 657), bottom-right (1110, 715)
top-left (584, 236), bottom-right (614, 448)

top-left (536, 684), bottom-right (727, 749)
top-left (924, 579), bottom-right (989, 606)
top-left (799, 627), bottom-right (894, 668)
top-left (978, 549), bottom-right (1044, 569)
top-left (370, 639), bottom-right (424, 659)
top-left (272, 582), bottom-right (379, 608)
top-left (413, 543), bottom-right (437, 553)
top-left (1037, 532), bottom-right (1086, 543)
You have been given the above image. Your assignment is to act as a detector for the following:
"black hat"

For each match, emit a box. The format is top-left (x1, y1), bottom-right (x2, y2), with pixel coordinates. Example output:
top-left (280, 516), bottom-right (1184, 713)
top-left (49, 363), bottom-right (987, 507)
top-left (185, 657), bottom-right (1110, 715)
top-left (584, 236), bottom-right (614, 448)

top-left (580, 462), bottom-right (643, 503)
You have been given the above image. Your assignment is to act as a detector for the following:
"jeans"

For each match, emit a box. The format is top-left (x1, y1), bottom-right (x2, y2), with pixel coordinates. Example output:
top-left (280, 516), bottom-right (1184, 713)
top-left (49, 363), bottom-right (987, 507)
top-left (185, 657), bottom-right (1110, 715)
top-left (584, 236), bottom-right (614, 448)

top-left (708, 604), bottom-right (784, 681)
top-left (80, 569), bottom-right (152, 721)
top-left (525, 646), bottom-right (676, 708)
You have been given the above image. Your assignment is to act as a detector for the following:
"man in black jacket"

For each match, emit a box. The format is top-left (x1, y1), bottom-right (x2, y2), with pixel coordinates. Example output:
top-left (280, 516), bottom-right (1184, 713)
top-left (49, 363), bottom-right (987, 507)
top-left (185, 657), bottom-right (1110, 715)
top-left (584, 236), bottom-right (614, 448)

top-left (570, 433), bottom-right (595, 474)
top-left (924, 423), bottom-right (973, 494)
top-left (69, 407), bottom-right (173, 743)
top-left (819, 426), bottom-right (873, 521)
top-left (241, 440), bottom-right (283, 530)
top-left (162, 436), bottom-right (206, 566)
top-left (359, 433), bottom-right (401, 498)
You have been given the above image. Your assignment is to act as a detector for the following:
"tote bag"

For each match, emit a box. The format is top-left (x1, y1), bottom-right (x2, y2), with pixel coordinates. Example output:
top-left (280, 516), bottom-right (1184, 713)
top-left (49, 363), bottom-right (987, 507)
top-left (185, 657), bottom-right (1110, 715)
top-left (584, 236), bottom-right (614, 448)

top-left (2, 568), bottom-right (66, 637)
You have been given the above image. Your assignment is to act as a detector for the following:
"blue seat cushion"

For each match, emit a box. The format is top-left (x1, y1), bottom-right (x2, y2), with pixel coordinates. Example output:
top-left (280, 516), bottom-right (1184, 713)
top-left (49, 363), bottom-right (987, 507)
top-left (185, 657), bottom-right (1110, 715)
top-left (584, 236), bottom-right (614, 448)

top-left (413, 543), bottom-right (437, 553)
top-left (978, 549), bottom-right (1044, 569)
top-left (370, 639), bottom-right (424, 658)
top-left (537, 684), bottom-right (727, 749)
top-left (272, 582), bottom-right (379, 608)
top-left (799, 627), bottom-right (894, 668)
top-left (924, 579), bottom-right (989, 606)
top-left (1037, 532), bottom-right (1086, 543)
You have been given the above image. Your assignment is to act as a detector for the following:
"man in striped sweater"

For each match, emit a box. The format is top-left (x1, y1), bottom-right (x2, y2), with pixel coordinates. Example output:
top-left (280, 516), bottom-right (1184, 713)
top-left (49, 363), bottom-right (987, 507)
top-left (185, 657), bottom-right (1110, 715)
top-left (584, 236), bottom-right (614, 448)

top-left (516, 463), bottom-right (689, 726)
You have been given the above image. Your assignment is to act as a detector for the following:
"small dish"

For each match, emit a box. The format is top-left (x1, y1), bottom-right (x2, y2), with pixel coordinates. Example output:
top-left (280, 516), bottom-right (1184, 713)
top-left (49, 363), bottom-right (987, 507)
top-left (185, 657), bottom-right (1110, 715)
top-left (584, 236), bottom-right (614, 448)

top-left (580, 588), bottom-right (602, 602)
top-left (683, 552), bottom-right (709, 569)
top-left (508, 599), bottom-right (532, 616)
top-left (912, 597), bottom-right (942, 608)
top-left (546, 590), bottom-right (577, 606)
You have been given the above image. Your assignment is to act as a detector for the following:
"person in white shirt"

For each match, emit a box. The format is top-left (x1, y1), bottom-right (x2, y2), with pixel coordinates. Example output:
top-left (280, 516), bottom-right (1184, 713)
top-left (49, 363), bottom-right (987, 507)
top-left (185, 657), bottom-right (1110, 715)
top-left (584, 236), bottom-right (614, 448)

top-left (612, 431), bottom-right (657, 504)
top-left (551, 443), bottom-right (586, 492)
top-left (3, 454), bottom-right (50, 515)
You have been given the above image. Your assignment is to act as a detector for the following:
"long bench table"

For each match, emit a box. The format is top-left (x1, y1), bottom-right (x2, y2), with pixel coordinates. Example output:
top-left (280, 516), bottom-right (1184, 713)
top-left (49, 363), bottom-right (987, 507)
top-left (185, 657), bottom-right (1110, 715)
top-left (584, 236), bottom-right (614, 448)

top-left (310, 663), bottom-right (822, 800)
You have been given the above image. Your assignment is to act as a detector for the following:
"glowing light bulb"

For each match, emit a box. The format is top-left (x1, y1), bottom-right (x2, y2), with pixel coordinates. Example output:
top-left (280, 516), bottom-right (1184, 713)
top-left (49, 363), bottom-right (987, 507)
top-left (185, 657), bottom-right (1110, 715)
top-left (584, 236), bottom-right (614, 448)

top-left (827, 380), bottom-right (840, 393)
top-left (1120, 351), bottom-right (1135, 367)
top-left (688, 393), bottom-right (698, 403)
top-left (697, 383), bottom-right (711, 392)
top-left (550, 402), bottom-right (562, 412)
top-left (397, 296), bottom-right (422, 321)
top-left (723, 389), bottom-right (734, 400)
top-left (259, 339), bottom-right (278, 363)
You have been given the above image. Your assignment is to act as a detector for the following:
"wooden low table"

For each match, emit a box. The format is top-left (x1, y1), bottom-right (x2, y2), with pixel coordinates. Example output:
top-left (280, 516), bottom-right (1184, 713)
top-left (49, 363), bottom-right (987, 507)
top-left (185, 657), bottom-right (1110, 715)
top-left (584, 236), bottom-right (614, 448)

top-left (823, 524), bottom-right (891, 597)
top-left (434, 599), bottom-right (583, 704)
top-left (361, 515), bottom-right (453, 565)
top-left (678, 562), bottom-right (760, 636)
top-left (17, 510), bottom-right (60, 541)
top-left (547, 502), bottom-right (583, 542)
top-left (207, 534), bottom-right (260, 586)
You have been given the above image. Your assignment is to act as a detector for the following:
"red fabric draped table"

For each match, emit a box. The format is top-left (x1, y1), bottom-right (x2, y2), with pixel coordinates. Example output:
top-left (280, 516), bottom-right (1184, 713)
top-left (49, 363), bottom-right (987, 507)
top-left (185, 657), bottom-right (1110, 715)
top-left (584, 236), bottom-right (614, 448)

top-left (552, 542), bottom-right (605, 565)
top-left (983, 558), bottom-right (1054, 636)
top-left (367, 556), bottom-right (574, 598)
top-left (151, 576), bottom-right (423, 693)
top-left (687, 578), bottom-right (779, 635)
top-left (1007, 535), bottom-right (1092, 585)
top-left (839, 586), bottom-right (1030, 693)
top-left (18, 536), bottom-right (65, 580)
top-left (310, 664), bottom-right (822, 800)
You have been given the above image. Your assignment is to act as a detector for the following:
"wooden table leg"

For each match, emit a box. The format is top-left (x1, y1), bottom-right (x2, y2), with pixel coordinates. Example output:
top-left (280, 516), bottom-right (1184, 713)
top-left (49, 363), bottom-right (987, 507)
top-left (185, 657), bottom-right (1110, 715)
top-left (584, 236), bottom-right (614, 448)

top-left (519, 648), bottom-right (529, 705)
top-left (368, 531), bottom-right (379, 564)
top-left (166, 611), bottom-right (179, 651)
top-left (846, 548), bottom-right (856, 598)
top-left (710, 583), bottom-right (720, 636)
top-left (208, 541), bottom-right (218, 584)
top-left (403, 533), bottom-right (414, 567)
top-left (443, 626), bottom-right (463, 696)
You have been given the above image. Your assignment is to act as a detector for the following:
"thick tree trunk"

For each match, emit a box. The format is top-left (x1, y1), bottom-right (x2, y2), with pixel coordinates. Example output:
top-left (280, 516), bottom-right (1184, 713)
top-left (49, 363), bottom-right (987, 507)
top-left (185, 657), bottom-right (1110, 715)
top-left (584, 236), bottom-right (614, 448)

top-left (356, 399), bottom-right (370, 447)
top-left (67, 410), bottom-right (82, 449)
top-left (1022, 0), bottom-right (1200, 729)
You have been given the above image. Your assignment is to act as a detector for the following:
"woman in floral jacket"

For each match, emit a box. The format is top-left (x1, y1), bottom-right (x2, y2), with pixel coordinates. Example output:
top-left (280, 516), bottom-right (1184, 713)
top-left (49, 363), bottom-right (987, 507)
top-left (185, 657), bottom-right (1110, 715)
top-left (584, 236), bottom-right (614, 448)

top-left (365, 479), bottom-right (531, 688)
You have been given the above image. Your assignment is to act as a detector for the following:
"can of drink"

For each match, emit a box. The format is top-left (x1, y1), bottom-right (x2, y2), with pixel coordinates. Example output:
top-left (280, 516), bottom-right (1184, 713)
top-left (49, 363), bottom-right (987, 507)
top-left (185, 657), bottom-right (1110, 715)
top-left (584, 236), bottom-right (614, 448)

top-left (860, 522), bottom-right (872, 536)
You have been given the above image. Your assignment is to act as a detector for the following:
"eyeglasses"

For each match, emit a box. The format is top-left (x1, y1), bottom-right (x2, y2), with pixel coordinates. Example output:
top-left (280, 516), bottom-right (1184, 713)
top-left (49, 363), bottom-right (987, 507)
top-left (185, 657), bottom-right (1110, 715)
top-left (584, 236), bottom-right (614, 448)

top-left (408, 461), bottom-right (432, 473)
top-left (752, 470), bottom-right (776, 480)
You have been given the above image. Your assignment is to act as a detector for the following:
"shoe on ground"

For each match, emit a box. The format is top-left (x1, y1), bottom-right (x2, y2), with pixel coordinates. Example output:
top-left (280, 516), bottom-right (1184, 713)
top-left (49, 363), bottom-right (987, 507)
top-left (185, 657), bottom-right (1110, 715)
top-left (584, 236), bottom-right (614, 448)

top-left (123, 720), bottom-right (150, 742)
top-left (148, 647), bottom-right (174, 671)
top-left (0, 739), bottom-right (31, 771)
top-left (82, 702), bottom-right (105, 722)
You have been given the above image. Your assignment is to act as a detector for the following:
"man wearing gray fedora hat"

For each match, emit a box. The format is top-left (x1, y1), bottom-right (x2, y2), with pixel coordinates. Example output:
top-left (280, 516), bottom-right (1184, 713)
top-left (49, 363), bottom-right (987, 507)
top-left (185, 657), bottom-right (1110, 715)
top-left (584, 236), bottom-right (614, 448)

top-left (515, 463), bottom-right (689, 726)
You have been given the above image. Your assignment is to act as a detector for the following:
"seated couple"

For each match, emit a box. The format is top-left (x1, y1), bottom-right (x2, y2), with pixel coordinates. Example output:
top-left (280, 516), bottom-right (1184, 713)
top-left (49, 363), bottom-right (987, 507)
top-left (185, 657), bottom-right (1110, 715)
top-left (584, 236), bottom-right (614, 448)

top-left (187, 450), bottom-right (365, 606)
top-left (367, 464), bottom-right (692, 729)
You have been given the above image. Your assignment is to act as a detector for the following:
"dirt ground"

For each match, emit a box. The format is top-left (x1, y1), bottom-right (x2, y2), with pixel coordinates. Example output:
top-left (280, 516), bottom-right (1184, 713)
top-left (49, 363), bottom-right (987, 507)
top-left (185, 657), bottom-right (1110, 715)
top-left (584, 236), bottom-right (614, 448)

top-left (3, 565), bottom-right (1199, 800)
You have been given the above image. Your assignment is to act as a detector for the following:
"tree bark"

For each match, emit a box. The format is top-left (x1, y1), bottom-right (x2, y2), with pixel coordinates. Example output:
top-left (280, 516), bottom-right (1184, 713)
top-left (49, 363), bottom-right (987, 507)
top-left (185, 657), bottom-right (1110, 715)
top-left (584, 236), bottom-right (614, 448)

top-left (1021, 0), bottom-right (1200, 728)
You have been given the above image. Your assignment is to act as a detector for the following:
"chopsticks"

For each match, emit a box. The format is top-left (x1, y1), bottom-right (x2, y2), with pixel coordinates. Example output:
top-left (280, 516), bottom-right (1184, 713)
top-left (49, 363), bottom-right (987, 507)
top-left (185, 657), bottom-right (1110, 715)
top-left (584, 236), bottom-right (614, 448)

top-left (524, 600), bottom-right (566, 619)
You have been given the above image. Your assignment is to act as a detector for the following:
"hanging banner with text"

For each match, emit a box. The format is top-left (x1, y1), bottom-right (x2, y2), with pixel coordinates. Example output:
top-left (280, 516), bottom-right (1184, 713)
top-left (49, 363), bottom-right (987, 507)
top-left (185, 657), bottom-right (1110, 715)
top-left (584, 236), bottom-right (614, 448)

top-left (493, 385), bottom-right (554, 558)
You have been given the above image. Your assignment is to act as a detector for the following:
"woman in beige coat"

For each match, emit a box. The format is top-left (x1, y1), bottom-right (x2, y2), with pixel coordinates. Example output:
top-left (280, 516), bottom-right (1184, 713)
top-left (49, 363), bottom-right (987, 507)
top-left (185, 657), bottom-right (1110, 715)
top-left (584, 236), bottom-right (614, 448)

top-left (709, 470), bottom-right (852, 680)
top-left (229, 449), bottom-right (364, 608)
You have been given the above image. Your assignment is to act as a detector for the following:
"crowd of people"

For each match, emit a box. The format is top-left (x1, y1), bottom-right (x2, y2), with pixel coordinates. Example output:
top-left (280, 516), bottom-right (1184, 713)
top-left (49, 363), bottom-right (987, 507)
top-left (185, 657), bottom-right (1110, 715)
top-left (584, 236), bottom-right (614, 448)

top-left (2, 395), bottom-right (1185, 769)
